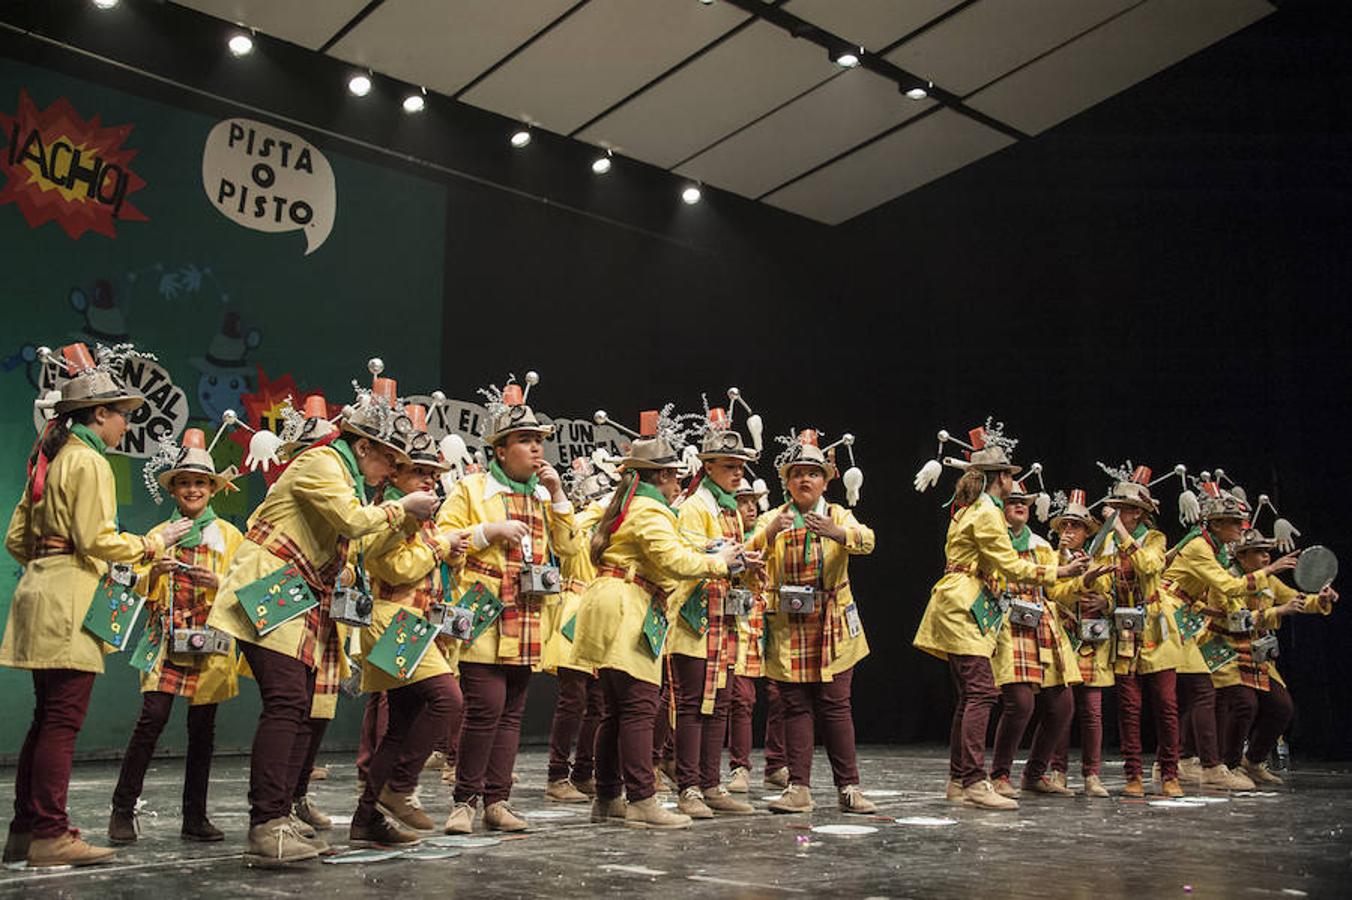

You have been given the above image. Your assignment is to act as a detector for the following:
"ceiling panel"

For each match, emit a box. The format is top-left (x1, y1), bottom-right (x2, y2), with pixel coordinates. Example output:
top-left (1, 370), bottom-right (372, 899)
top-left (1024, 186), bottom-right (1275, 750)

top-left (576, 19), bottom-right (838, 170)
top-left (886, 0), bottom-right (1139, 97)
top-left (675, 68), bottom-right (935, 200)
top-left (173, 0), bottom-right (370, 50)
top-left (784, 0), bottom-right (965, 50)
top-left (964, 0), bottom-right (1274, 135)
top-left (326, 0), bottom-right (577, 97)
top-left (762, 108), bottom-right (1014, 225)
top-left (459, 0), bottom-right (749, 135)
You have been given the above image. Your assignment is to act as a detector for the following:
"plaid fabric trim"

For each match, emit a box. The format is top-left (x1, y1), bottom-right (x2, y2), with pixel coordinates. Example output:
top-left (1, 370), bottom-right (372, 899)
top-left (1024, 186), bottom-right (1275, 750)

top-left (372, 522), bottom-right (444, 614)
top-left (1070, 601), bottom-right (1099, 682)
top-left (693, 507), bottom-right (745, 711)
top-left (1208, 622), bottom-right (1271, 691)
top-left (1110, 555), bottom-right (1146, 675)
top-left (742, 596), bottom-right (766, 678)
top-left (244, 518), bottom-right (349, 669)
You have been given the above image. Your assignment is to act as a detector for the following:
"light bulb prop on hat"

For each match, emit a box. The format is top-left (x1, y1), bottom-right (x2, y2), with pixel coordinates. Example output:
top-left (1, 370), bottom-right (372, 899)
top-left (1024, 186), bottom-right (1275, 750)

top-left (912, 419), bottom-right (1022, 516)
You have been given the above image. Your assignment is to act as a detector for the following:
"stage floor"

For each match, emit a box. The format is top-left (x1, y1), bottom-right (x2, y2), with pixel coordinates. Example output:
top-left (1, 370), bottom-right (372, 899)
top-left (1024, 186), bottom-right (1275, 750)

top-left (2, 744), bottom-right (1349, 898)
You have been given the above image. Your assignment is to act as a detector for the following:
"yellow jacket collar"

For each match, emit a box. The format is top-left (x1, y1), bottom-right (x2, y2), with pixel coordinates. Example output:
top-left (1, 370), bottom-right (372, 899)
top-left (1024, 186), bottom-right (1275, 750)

top-left (483, 472), bottom-right (553, 504)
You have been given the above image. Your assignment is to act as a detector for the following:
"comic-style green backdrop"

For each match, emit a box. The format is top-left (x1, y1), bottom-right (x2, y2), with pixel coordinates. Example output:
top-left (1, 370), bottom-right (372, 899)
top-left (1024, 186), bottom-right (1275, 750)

top-left (0, 56), bottom-right (445, 757)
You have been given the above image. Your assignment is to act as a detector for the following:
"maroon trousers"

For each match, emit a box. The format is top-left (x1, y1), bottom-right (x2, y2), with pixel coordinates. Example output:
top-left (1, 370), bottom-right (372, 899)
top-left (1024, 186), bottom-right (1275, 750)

top-left (1050, 684), bottom-right (1104, 777)
top-left (356, 692), bottom-right (389, 788)
top-left (1117, 669), bottom-right (1179, 780)
top-left (948, 654), bottom-right (999, 788)
top-left (775, 666), bottom-right (860, 789)
top-left (238, 642), bottom-right (316, 827)
top-left (651, 668), bottom-right (674, 766)
top-left (728, 675), bottom-right (756, 771)
top-left (12, 669), bottom-right (96, 838)
top-left (1177, 672), bottom-right (1221, 768)
top-left (671, 654), bottom-right (731, 791)
top-left (454, 663), bottom-right (530, 806)
top-left (547, 668), bottom-right (603, 784)
top-left (763, 679), bottom-right (787, 772)
top-left (1217, 683), bottom-right (1293, 768)
top-left (995, 683), bottom-right (1074, 782)
top-left (112, 691), bottom-right (218, 818)
top-left (355, 674), bottom-right (460, 825)
top-left (595, 668), bottom-right (661, 803)
top-left (291, 716), bottom-right (330, 800)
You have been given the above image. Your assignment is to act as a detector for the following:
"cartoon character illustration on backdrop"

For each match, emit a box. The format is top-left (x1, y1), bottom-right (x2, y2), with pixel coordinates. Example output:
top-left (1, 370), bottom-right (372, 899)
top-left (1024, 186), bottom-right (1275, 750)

top-left (191, 311), bottom-right (262, 420)
top-left (69, 279), bottom-right (131, 343)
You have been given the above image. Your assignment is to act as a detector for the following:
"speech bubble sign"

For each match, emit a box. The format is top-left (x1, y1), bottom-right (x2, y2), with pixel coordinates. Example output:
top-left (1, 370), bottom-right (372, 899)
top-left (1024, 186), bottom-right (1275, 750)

top-left (201, 118), bottom-right (336, 255)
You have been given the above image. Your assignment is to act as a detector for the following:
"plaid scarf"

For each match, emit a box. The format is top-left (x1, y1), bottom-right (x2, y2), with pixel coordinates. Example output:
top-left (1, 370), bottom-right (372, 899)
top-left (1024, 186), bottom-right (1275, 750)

top-left (693, 504), bottom-right (746, 712)
top-left (1004, 548), bottom-right (1062, 683)
top-left (1109, 553), bottom-right (1146, 676)
top-left (244, 518), bottom-right (349, 669)
top-left (146, 541), bottom-right (217, 698)
top-left (487, 491), bottom-right (549, 666)
top-left (778, 522), bottom-right (844, 683)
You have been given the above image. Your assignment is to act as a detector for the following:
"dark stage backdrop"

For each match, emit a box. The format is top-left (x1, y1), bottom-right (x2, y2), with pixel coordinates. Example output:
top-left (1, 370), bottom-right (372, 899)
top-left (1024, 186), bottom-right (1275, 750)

top-left (1, 0), bottom-right (1348, 759)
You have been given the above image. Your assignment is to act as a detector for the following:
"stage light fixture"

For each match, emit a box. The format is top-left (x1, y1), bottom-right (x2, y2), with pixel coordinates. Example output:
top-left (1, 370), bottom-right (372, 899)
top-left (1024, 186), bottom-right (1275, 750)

top-left (682, 185), bottom-right (702, 205)
top-left (348, 74), bottom-right (372, 97)
top-left (510, 129), bottom-right (532, 148)
top-left (592, 152), bottom-right (612, 175)
top-left (92, 0), bottom-right (119, 9)
top-left (699, 0), bottom-right (715, 5)
top-left (904, 81), bottom-right (931, 101)
top-left (227, 33), bottom-right (254, 57)
top-left (831, 47), bottom-right (861, 68)
top-left (403, 90), bottom-right (426, 113)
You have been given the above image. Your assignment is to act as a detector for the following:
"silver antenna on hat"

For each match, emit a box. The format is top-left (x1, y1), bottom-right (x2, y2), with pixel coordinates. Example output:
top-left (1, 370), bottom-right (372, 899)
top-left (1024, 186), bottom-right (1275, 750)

top-left (207, 408), bottom-right (251, 455)
top-left (593, 410), bottom-right (639, 439)
top-left (522, 371), bottom-right (540, 404)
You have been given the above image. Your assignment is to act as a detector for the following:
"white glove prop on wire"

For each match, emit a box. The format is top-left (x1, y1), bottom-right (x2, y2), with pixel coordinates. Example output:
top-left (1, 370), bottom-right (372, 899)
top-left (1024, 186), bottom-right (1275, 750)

top-left (1273, 518), bottom-right (1301, 554)
top-left (1035, 492), bottom-right (1051, 523)
top-left (843, 466), bottom-right (864, 507)
top-left (245, 430), bottom-right (284, 472)
top-left (914, 459), bottom-right (942, 493)
top-left (1178, 489), bottom-right (1201, 525)
top-left (753, 477), bottom-right (770, 512)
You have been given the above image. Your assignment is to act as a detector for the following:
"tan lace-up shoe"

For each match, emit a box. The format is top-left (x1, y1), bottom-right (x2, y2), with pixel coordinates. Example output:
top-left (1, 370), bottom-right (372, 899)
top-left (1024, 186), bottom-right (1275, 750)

top-left (544, 779), bottom-right (590, 803)
top-left (625, 797), bottom-right (692, 830)
top-left (483, 801), bottom-right (528, 832)
top-left (243, 817), bottom-right (318, 868)
top-left (377, 787), bottom-right (435, 831)
top-left (591, 796), bottom-right (628, 823)
top-left (963, 780), bottom-right (1019, 810)
top-left (838, 785), bottom-right (877, 814)
top-left (443, 799), bottom-right (477, 835)
top-left (767, 783), bottom-right (814, 814)
top-left (677, 787), bottom-right (714, 819)
top-left (27, 830), bottom-right (117, 868)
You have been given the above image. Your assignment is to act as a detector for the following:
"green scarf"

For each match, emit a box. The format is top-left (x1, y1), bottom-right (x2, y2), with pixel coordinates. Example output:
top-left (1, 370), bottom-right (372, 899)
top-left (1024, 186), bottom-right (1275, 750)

top-left (985, 492), bottom-right (1005, 511)
top-left (70, 422), bottom-right (107, 456)
top-left (1008, 524), bottom-right (1031, 552)
top-left (173, 506), bottom-right (218, 550)
top-left (331, 438), bottom-right (365, 501)
top-left (489, 459), bottom-right (539, 496)
top-left (633, 480), bottom-right (674, 513)
top-left (1170, 525), bottom-right (1231, 568)
top-left (790, 501), bottom-right (818, 563)
top-left (382, 484), bottom-right (405, 503)
top-left (701, 476), bottom-right (739, 512)
top-left (1131, 521), bottom-right (1148, 541)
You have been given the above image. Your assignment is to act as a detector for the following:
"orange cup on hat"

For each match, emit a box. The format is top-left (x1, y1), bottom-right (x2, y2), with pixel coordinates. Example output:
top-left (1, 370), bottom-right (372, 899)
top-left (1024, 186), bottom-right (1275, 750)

top-left (639, 409), bottom-right (659, 438)
top-left (181, 428), bottom-right (207, 449)
top-left (302, 394), bottom-right (328, 419)
top-left (406, 403), bottom-right (428, 432)
top-left (502, 384), bottom-right (524, 406)
top-left (63, 342), bottom-right (96, 370)
top-left (1131, 465), bottom-right (1153, 484)
top-left (373, 377), bottom-right (398, 405)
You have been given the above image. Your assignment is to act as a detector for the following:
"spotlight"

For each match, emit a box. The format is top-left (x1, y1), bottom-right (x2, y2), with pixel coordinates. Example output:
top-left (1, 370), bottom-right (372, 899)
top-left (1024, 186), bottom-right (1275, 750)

top-left (227, 33), bottom-right (254, 57)
top-left (510, 129), bottom-right (532, 148)
top-left (681, 185), bottom-right (702, 205)
top-left (699, 0), bottom-right (715, 5)
top-left (92, 0), bottom-right (119, 9)
top-left (831, 47), bottom-right (862, 68)
top-left (402, 91), bottom-right (425, 113)
top-left (904, 81), bottom-right (931, 101)
top-left (591, 152), bottom-right (612, 175)
top-left (348, 74), bottom-right (372, 97)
